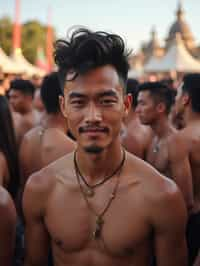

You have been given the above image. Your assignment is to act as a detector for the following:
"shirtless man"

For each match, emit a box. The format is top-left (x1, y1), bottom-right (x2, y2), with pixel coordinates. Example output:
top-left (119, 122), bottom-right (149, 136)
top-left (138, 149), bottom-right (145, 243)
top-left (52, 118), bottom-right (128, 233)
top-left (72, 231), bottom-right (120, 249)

top-left (9, 79), bottom-right (39, 144)
top-left (175, 73), bottom-right (200, 265)
top-left (136, 81), bottom-right (193, 211)
top-left (121, 78), bottom-right (153, 159)
top-left (20, 72), bottom-right (75, 185)
top-left (23, 28), bottom-right (187, 266)
top-left (0, 186), bottom-right (17, 266)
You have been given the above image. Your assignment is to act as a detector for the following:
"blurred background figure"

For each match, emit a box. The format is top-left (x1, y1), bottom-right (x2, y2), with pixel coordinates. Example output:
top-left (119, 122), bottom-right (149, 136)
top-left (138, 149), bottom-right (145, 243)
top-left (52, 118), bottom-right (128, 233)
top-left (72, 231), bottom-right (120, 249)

top-left (0, 95), bottom-right (20, 201)
top-left (19, 72), bottom-right (75, 185)
top-left (121, 78), bottom-right (153, 159)
top-left (8, 79), bottom-right (40, 144)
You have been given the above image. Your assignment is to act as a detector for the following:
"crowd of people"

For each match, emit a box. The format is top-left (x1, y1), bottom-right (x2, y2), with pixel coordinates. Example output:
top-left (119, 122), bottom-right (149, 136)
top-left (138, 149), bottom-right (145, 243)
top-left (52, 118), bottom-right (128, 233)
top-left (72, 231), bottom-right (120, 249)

top-left (0, 27), bottom-right (200, 266)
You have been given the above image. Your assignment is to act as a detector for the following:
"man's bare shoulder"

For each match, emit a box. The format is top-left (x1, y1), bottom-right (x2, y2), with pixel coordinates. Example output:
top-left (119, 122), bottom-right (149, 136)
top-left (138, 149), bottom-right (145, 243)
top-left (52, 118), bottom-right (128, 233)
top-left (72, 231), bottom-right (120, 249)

top-left (127, 152), bottom-right (187, 227)
top-left (23, 126), bottom-right (42, 141)
top-left (0, 186), bottom-right (16, 223)
top-left (126, 151), bottom-right (181, 200)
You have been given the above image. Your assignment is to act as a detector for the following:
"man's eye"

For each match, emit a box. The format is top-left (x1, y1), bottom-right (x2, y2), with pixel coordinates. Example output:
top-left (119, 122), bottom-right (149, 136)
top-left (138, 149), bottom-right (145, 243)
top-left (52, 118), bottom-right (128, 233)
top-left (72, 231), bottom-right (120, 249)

top-left (71, 100), bottom-right (84, 105)
top-left (100, 99), bottom-right (116, 105)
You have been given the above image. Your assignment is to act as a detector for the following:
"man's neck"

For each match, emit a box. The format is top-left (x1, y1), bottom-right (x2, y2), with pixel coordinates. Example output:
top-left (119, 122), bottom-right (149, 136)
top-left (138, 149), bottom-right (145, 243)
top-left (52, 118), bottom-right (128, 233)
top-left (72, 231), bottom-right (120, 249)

top-left (75, 141), bottom-right (124, 183)
top-left (151, 116), bottom-right (173, 138)
top-left (20, 106), bottom-right (33, 115)
top-left (125, 109), bottom-right (137, 124)
top-left (43, 113), bottom-right (67, 133)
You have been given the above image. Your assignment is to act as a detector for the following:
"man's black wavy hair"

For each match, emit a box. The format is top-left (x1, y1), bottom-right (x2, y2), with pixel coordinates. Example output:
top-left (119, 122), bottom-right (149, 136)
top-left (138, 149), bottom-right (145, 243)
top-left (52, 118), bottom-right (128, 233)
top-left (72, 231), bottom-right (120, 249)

top-left (54, 27), bottom-right (131, 93)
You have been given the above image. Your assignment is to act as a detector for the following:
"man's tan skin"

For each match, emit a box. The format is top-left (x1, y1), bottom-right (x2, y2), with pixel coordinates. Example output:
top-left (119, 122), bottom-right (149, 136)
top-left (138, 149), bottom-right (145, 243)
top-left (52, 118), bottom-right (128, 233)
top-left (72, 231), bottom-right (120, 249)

top-left (0, 186), bottom-right (17, 266)
top-left (20, 72), bottom-right (75, 185)
top-left (175, 74), bottom-right (200, 265)
top-left (136, 82), bottom-right (193, 211)
top-left (23, 30), bottom-right (187, 266)
top-left (122, 116), bottom-right (153, 159)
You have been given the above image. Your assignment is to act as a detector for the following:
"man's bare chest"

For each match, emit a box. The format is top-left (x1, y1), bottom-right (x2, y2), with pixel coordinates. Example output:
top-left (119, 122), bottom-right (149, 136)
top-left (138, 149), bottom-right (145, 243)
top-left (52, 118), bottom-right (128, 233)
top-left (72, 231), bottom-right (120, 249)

top-left (44, 187), bottom-right (152, 256)
top-left (146, 141), bottom-right (169, 176)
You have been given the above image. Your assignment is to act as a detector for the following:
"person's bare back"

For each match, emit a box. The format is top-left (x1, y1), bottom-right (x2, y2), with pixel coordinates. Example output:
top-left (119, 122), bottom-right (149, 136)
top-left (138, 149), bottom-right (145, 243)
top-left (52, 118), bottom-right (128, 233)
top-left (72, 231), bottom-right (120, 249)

top-left (179, 124), bottom-right (200, 213)
top-left (23, 151), bottom-right (187, 266)
top-left (20, 125), bottom-right (75, 185)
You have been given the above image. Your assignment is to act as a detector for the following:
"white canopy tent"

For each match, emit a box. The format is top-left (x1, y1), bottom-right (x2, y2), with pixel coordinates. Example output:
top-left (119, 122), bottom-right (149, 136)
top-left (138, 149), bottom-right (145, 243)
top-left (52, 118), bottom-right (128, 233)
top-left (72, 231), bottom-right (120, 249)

top-left (11, 49), bottom-right (45, 76)
top-left (153, 34), bottom-right (200, 73)
top-left (144, 56), bottom-right (162, 73)
top-left (0, 46), bottom-right (22, 74)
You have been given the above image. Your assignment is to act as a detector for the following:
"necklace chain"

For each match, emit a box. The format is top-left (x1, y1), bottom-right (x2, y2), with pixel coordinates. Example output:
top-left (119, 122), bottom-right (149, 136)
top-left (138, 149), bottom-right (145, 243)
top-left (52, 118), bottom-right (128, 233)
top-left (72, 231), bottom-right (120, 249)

top-left (74, 149), bottom-right (126, 239)
top-left (74, 149), bottom-right (126, 189)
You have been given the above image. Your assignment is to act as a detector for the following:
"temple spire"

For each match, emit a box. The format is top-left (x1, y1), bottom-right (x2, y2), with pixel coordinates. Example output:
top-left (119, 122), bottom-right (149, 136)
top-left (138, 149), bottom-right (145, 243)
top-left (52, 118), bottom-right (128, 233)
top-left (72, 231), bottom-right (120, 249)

top-left (177, 0), bottom-right (184, 20)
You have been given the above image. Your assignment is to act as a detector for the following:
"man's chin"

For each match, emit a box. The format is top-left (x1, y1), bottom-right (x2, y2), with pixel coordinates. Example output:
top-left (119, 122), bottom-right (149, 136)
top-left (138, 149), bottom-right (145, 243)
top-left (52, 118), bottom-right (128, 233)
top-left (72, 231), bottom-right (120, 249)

top-left (83, 145), bottom-right (104, 154)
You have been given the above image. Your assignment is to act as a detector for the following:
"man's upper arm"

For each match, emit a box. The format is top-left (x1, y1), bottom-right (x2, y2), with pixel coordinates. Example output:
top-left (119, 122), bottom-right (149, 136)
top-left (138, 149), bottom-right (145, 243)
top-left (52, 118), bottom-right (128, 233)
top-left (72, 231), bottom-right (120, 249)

top-left (19, 136), bottom-right (34, 186)
top-left (168, 134), bottom-right (193, 210)
top-left (23, 173), bottom-right (50, 266)
top-left (0, 188), bottom-right (17, 266)
top-left (151, 182), bottom-right (187, 266)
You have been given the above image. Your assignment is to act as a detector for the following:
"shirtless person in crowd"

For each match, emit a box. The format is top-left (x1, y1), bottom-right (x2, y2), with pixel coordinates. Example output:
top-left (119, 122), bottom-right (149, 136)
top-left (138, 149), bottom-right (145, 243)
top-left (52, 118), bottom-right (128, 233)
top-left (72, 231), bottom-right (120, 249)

top-left (175, 73), bottom-right (200, 265)
top-left (20, 72), bottom-right (75, 185)
top-left (23, 28), bottom-right (187, 266)
top-left (9, 79), bottom-right (39, 144)
top-left (121, 78), bottom-right (153, 159)
top-left (136, 82), bottom-right (193, 211)
top-left (0, 186), bottom-right (16, 266)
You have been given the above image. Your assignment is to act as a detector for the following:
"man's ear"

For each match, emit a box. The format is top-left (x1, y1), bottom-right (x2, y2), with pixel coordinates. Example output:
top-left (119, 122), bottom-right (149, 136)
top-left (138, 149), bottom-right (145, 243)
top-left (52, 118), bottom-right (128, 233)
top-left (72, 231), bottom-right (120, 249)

top-left (182, 93), bottom-right (190, 106)
top-left (124, 94), bottom-right (132, 116)
top-left (156, 102), bottom-right (166, 114)
top-left (59, 95), bottom-right (67, 118)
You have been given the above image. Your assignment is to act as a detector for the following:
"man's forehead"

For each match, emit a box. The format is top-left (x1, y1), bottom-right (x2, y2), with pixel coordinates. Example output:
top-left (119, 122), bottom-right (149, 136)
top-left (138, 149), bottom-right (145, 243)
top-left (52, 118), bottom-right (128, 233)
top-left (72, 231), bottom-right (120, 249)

top-left (138, 90), bottom-right (151, 98)
top-left (64, 65), bottom-right (120, 89)
top-left (64, 77), bottom-right (122, 96)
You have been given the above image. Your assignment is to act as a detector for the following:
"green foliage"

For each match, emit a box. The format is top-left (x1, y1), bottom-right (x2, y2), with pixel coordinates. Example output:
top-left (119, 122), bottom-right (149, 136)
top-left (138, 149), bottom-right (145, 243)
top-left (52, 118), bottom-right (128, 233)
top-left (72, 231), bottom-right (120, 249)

top-left (0, 16), bottom-right (13, 55)
top-left (0, 17), bottom-right (56, 64)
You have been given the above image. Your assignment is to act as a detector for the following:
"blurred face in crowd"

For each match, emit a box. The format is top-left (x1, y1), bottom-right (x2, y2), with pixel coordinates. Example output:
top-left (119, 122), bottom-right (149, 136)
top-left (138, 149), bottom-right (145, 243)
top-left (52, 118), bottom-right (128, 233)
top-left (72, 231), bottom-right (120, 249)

top-left (136, 90), bottom-right (160, 125)
top-left (9, 89), bottom-right (31, 113)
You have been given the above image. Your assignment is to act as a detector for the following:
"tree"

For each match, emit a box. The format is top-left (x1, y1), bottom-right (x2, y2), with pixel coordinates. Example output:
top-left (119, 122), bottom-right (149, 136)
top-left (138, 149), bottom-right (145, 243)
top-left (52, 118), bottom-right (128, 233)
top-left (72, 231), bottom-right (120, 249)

top-left (22, 20), bottom-right (55, 64)
top-left (0, 16), bottom-right (13, 55)
top-left (0, 17), bottom-right (56, 64)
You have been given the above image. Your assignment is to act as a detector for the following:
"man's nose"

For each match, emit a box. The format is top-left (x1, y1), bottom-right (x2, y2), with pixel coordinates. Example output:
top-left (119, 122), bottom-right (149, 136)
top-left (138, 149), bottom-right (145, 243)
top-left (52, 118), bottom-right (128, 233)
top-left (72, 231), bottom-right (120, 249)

top-left (85, 103), bottom-right (102, 124)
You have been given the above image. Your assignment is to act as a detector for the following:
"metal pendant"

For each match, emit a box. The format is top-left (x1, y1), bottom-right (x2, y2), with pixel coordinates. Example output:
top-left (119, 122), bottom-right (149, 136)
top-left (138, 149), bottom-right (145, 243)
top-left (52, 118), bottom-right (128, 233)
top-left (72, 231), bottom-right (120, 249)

top-left (93, 216), bottom-right (104, 239)
top-left (84, 187), bottom-right (95, 197)
top-left (153, 144), bottom-right (159, 153)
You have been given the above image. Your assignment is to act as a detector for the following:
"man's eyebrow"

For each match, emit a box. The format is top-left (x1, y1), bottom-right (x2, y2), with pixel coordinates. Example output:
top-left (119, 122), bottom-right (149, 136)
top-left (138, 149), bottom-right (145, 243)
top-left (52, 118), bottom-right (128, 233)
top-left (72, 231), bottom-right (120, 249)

top-left (97, 90), bottom-right (118, 98)
top-left (68, 92), bottom-right (86, 99)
